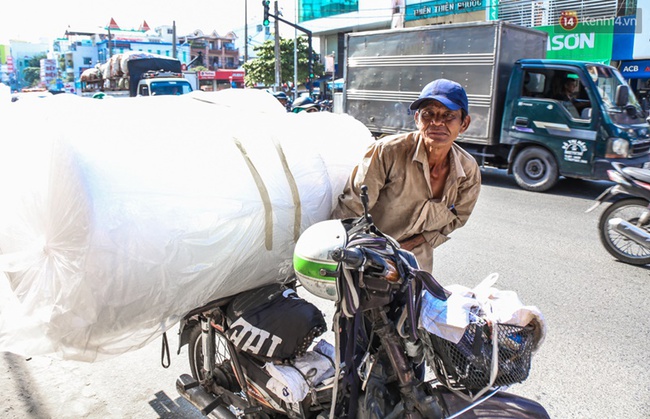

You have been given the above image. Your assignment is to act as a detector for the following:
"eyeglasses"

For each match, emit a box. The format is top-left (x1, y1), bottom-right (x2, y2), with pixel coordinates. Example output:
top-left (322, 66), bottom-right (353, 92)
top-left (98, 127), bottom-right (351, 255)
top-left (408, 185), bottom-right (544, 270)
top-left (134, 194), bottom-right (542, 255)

top-left (418, 109), bottom-right (460, 125)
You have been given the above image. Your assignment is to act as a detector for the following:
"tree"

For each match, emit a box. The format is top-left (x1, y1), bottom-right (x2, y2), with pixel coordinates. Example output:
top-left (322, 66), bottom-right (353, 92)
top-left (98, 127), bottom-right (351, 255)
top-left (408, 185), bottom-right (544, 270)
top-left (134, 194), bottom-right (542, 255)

top-left (23, 68), bottom-right (41, 87)
top-left (242, 36), bottom-right (324, 88)
top-left (23, 53), bottom-right (47, 87)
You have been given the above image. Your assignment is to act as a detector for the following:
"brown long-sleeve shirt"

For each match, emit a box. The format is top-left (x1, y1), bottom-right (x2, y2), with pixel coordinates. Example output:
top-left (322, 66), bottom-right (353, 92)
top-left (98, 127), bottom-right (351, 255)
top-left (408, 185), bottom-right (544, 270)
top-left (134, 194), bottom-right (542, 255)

top-left (331, 131), bottom-right (481, 272)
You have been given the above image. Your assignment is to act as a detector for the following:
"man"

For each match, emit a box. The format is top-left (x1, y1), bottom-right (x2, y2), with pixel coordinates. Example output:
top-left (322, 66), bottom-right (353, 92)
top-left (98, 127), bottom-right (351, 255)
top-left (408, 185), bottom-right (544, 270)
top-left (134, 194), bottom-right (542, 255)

top-left (332, 79), bottom-right (481, 272)
top-left (553, 75), bottom-right (584, 118)
top-left (272, 91), bottom-right (290, 111)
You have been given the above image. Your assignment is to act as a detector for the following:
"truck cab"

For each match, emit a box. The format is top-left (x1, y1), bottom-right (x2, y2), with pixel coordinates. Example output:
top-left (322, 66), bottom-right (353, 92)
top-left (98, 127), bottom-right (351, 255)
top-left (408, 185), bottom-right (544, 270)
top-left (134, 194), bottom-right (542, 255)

top-left (501, 60), bottom-right (650, 190)
top-left (136, 71), bottom-right (194, 97)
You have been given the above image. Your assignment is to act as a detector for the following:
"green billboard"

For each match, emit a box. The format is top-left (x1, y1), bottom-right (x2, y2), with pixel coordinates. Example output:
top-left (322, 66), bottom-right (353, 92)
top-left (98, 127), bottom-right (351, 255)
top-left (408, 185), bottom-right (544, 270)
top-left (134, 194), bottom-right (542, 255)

top-left (536, 21), bottom-right (614, 64)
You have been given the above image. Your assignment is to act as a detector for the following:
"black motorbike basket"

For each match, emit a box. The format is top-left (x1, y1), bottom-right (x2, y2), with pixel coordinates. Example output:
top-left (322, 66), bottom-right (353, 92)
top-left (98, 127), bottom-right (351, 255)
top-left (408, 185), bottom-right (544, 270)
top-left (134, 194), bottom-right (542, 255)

top-left (225, 284), bottom-right (327, 362)
top-left (428, 322), bottom-right (535, 393)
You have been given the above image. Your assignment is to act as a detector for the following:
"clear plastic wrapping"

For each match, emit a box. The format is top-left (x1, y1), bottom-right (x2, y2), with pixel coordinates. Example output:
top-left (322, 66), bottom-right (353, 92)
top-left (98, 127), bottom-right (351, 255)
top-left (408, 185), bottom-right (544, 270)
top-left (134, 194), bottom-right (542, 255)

top-left (0, 90), bottom-right (373, 361)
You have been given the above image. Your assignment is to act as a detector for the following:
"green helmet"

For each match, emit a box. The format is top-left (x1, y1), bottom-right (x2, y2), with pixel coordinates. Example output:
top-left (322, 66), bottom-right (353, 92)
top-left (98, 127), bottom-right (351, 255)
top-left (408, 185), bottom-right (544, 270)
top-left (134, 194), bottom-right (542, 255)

top-left (293, 220), bottom-right (347, 301)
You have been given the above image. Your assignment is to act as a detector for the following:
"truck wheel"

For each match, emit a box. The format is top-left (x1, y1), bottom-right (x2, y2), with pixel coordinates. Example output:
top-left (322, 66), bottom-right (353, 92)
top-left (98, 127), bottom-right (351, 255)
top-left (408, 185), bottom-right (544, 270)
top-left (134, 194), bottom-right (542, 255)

top-left (513, 146), bottom-right (559, 192)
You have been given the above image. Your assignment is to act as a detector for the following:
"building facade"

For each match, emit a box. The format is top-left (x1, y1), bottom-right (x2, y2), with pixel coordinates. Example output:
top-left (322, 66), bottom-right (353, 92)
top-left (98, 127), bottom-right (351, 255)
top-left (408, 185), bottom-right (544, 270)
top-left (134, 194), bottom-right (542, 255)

top-left (297, 0), bottom-right (626, 80)
top-left (179, 30), bottom-right (240, 71)
top-left (6, 40), bottom-right (50, 92)
top-left (1, 20), bottom-right (243, 94)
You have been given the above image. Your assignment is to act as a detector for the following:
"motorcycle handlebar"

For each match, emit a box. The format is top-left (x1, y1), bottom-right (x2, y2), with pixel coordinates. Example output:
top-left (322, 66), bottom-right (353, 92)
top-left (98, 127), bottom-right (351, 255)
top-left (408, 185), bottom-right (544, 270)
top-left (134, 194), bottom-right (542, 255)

top-left (331, 247), bottom-right (364, 268)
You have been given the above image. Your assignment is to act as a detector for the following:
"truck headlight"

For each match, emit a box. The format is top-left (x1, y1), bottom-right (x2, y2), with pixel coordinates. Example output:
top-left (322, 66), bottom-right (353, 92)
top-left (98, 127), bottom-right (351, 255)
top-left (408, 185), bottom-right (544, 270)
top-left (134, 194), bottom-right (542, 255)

top-left (606, 138), bottom-right (630, 158)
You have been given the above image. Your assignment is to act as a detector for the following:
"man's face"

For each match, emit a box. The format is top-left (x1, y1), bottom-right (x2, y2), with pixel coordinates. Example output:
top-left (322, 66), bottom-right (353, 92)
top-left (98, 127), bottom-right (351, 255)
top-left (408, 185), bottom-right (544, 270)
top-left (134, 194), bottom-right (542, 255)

top-left (566, 79), bottom-right (579, 93)
top-left (415, 100), bottom-right (470, 145)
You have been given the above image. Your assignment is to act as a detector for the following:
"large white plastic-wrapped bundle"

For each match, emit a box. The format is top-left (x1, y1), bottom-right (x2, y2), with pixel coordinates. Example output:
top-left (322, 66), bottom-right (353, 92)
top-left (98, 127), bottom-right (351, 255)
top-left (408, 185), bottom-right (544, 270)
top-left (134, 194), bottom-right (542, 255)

top-left (119, 50), bottom-right (160, 75)
top-left (0, 90), bottom-right (374, 361)
top-left (109, 54), bottom-right (122, 78)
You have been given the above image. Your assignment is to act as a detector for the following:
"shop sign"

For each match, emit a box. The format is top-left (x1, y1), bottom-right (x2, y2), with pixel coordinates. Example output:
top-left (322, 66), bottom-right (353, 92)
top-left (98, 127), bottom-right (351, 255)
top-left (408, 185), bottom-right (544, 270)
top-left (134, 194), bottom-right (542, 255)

top-left (619, 60), bottom-right (650, 78)
top-left (199, 71), bottom-right (216, 79)
top-left (485, 0), bottom-right (498, 21)
top-left (633, 0), bottom-right (650, 59)
top-left (536, 20), bottom-right (613, 64)
top-left (405, 0), bottom-right (485, 21)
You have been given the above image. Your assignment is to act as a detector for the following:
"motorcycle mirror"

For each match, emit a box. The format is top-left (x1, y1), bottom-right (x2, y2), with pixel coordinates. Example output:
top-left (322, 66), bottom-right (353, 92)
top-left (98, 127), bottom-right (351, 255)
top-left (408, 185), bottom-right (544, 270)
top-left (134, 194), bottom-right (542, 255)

top-left (360, 185), bottom-right (373, 224)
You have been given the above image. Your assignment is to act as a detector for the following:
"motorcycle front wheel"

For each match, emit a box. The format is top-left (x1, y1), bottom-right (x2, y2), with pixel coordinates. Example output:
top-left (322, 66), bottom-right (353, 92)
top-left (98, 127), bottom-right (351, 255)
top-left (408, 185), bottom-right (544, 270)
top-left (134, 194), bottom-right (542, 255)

top-left (599, 198), bottom-right (650, 266)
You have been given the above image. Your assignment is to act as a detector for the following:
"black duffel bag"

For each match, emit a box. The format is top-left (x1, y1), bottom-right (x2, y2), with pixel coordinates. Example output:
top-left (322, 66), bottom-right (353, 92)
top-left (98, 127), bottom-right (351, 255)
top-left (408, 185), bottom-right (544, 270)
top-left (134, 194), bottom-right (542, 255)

top-left (225, 283), bottom-right (327, 361)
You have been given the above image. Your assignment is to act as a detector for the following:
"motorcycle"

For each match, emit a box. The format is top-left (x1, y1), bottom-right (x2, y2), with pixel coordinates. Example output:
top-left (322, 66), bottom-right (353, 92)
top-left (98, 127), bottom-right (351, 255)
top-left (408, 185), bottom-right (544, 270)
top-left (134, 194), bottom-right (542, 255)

top-left (587, 162), bottom-right (650, 266)
top-left (173, 187), bottom-right (549, 418)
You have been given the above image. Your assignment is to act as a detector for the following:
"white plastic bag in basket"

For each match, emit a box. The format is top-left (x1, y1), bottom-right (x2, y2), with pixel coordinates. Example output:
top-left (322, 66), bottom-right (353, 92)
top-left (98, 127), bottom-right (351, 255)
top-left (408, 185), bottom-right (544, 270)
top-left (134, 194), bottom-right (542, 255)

top-left (419, 273), bottom-right (546, 350)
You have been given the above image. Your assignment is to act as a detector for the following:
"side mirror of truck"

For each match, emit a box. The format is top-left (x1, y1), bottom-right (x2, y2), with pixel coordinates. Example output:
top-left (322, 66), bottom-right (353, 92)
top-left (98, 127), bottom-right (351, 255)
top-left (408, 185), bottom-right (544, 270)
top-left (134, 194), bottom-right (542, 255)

top-left (615, 85), bottom-right (629, 107)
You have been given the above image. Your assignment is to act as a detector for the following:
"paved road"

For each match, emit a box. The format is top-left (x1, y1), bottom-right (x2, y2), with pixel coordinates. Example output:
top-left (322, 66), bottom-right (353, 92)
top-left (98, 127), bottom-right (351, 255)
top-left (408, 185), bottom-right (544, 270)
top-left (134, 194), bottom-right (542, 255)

top-left (1, 169), bottom-right (648, 418)
top-left (432, 169), bottom-right (649, 418)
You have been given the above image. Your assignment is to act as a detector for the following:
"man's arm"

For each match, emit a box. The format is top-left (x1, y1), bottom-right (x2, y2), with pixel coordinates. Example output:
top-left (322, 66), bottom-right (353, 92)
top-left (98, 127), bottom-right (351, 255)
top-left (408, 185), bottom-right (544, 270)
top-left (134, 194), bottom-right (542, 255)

top-left (331, 143), bottom-right (388, 219)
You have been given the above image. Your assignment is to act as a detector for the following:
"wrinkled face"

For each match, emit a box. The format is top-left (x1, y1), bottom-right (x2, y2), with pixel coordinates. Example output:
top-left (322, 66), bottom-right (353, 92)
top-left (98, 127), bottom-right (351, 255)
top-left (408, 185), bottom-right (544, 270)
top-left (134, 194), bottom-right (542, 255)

top-left (415, 100), bottom-right (470, 145)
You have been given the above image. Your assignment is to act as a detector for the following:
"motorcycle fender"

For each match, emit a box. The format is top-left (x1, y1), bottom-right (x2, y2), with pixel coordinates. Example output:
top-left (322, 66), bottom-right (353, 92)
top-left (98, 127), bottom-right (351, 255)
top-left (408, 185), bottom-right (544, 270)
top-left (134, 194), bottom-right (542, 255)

top-left (440, 389), bottom-right (550, 419)
top-left (177, 317), bottom-right (199, 354)
top-left (586, 185), bottom-right (622, 213)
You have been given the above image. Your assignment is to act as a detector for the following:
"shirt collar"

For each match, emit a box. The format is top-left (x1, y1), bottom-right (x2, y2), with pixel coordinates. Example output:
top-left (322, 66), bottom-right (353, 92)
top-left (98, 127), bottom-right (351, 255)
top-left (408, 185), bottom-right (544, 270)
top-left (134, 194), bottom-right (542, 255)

top-left (412, 133), bottom-right (468, 180)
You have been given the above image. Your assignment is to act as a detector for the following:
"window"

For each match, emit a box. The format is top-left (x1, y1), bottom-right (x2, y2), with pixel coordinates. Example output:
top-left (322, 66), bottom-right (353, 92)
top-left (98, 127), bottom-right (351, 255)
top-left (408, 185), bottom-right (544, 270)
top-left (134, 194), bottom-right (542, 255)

top-left (83, 57), bottom-right (92, 65)
top-left (522, 72), bottom-right (546, 97)
top-left (521, 69), bottom-right (593, 120)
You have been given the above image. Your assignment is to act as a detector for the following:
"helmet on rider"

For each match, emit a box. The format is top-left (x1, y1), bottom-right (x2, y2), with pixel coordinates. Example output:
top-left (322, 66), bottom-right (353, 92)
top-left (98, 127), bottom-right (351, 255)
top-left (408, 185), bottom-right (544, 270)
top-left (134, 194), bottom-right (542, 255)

top-left (291, 95), bottom-right (319, 113)
top-left (293, 220), bottom-right (347, 301)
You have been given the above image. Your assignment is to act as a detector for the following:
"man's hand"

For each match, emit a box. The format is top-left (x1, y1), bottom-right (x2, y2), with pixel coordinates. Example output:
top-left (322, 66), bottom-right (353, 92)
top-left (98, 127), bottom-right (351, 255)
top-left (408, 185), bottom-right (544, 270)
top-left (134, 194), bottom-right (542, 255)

top-left (399, 234), bottom-right (426, 251)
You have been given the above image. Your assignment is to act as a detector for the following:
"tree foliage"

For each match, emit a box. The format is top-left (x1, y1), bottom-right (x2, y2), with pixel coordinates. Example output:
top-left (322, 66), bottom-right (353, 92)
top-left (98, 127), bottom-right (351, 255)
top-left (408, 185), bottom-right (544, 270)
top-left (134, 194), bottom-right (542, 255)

top-left (242, 36), bottom-right (324, 88)
top-left (23, 53), bottom-right (47, 87)
top-left (28, 54), bottom-right (46, 68)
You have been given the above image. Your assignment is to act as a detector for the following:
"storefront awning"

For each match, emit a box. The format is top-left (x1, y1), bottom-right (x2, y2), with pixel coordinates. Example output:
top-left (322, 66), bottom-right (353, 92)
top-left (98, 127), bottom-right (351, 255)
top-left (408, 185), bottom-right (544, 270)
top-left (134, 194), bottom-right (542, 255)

top-left (619, 60), bottom-right (650, 79)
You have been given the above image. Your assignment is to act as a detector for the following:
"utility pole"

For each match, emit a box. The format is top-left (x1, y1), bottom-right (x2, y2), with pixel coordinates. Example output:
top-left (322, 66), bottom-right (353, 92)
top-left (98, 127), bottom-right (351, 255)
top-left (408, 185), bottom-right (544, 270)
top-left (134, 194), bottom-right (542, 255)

top-left (263, 0), bottom-right (314, 95)
top-left (107, 27), bottom-right (113, 58)
top-left (244, 0), bottom-right (248, 62)
top-left (293, 0), bottom-right (297, 100)
top-left (172, 21), bottom-right (177, 59)
top-left (274, 1), bottom-right (281, 91)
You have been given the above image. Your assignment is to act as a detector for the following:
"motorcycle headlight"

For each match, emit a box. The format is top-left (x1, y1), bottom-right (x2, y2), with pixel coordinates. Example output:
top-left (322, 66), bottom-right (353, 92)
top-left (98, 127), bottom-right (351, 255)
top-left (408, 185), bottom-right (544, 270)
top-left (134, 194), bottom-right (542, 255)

top-left (606, 138), bottom-right (630, 158)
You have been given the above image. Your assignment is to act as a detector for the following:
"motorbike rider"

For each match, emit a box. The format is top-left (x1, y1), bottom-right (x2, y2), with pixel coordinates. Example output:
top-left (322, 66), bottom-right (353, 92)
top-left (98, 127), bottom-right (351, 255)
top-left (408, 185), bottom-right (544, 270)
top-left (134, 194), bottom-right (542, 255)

top-left (291, 95), bottom-right (320, 113)
top-left (272, 90), bottom-right (291, 111)
top-left (332, 78), bottom-right (481, 272)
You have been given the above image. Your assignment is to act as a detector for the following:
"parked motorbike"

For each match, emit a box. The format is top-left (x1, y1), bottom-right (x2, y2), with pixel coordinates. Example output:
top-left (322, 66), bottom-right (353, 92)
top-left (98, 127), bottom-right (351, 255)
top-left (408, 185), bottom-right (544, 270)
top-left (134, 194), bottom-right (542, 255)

top-left (587, 162), bottom-right (650, 265)
top-left (173, 187), bottom-right (549, 418)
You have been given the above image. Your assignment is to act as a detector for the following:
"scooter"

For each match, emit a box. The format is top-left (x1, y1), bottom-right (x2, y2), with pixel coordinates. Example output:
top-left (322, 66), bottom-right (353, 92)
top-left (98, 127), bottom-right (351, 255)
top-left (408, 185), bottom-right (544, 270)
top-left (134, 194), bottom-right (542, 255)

top-left (587, 162), bottom-right (650, 265)
top-left (174, 187), bottom-right (550, 418)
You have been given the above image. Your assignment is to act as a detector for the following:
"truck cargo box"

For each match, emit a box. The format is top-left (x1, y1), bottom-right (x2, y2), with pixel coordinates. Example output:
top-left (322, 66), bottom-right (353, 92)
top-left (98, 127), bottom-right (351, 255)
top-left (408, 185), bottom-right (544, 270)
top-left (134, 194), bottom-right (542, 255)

top-left (344, 21), bottom-right (547, 145)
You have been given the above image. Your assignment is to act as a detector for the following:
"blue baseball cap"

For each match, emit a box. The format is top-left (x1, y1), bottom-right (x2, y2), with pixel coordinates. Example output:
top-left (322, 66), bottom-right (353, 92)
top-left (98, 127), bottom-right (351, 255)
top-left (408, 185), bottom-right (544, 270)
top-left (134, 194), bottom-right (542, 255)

top-left (409, 79), bottom-right (469, 113)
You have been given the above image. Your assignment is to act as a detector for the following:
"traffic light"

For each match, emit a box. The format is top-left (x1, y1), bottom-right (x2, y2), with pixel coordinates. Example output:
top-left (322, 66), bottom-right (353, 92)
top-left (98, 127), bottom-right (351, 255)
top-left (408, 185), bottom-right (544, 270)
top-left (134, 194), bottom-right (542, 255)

top-left (262, 1), bottom-right (270, 27)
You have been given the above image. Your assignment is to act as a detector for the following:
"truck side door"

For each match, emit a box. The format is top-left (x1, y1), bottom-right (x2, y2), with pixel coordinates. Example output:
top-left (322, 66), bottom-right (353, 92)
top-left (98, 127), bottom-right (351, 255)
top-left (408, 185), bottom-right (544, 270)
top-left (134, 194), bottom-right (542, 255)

top-left (503, 67), bottom-right (600, 178)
